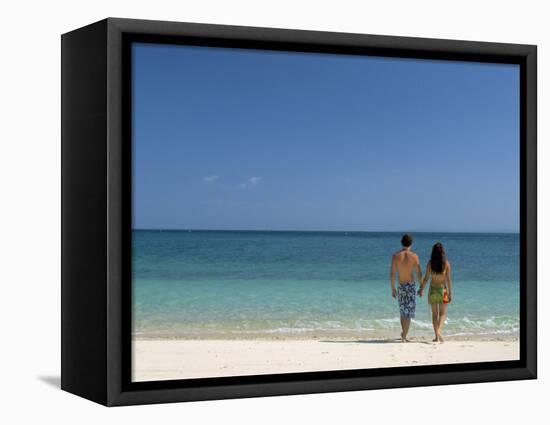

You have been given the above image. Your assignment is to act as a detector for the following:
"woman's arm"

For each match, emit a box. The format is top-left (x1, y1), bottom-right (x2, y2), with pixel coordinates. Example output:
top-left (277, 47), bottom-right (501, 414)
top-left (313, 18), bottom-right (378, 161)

top-left (419, 262), bottom-right (431, 295)
top-left (446, 262), bottom-right (453, 302)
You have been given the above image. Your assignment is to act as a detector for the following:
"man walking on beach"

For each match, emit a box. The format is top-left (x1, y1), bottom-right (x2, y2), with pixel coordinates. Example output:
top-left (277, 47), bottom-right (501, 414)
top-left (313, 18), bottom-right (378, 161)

top-left (390, 234), bottom-right (422, 342)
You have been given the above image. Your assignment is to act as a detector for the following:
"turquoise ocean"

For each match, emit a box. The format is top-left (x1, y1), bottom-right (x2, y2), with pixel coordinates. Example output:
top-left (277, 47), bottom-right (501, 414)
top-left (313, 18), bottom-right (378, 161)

top-left (132, 230), bottom-right (519, 339)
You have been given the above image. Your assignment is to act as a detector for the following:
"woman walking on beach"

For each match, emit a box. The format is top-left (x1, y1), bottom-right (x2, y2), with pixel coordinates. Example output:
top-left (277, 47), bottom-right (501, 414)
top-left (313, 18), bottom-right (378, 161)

top-left (418, 243), bottom-right (452, 343)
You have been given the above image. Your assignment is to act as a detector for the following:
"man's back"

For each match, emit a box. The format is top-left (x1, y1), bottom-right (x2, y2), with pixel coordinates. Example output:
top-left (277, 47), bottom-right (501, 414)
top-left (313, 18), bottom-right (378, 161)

top-left (392, 249), bottom-right (420, 284)
top-left (391, 234), bottom-right (421, 341)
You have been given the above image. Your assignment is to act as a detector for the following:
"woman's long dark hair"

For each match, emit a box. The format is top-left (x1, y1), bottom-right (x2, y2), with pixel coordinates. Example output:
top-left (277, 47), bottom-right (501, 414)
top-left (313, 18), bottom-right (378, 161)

top-left (430, 242), bottom-right (447, 273)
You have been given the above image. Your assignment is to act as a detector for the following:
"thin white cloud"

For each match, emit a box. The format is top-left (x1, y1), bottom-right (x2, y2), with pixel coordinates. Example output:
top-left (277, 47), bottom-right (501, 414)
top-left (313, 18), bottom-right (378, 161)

top-left (203, 175), bottom-right (219, 184)
top-left (249, 176), bottom-right (263, 187)
top-left (239, 176), bottom-right (263, 189)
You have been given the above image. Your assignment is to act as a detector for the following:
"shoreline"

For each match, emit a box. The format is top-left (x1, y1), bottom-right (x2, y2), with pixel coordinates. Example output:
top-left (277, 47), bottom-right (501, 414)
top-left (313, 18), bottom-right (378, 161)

top-left (132, 337), bottom-right (519, 382)
top-left (132, 332), bottom-right (519, 342)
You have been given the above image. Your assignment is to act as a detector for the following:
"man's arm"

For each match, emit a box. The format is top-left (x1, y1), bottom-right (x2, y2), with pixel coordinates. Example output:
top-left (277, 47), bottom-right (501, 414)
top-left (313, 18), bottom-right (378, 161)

top-left (390, 255), bottom-right (397, 298)
top-left (415, 255), bottom-right (423, 286)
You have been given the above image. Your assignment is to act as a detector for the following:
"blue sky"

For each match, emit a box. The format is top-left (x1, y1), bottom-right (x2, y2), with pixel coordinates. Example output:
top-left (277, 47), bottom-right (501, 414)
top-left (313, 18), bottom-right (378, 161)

top-left (132, 43), bottom-right (519, 232)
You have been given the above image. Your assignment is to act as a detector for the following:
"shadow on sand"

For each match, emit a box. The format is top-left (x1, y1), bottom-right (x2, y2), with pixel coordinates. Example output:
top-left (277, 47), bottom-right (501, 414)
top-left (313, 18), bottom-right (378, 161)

top-left (319, 338), bottom-right (433, 345)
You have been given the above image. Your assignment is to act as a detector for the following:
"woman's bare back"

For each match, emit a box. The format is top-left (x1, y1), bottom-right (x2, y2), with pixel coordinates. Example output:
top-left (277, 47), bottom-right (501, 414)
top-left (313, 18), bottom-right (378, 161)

top-left (428, 261), bottom-right (450, 287)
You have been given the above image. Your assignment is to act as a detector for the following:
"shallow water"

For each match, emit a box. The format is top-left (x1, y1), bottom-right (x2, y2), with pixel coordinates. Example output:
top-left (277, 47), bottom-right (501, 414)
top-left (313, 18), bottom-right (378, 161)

top-left (132, 230), bottom-right (519, 338)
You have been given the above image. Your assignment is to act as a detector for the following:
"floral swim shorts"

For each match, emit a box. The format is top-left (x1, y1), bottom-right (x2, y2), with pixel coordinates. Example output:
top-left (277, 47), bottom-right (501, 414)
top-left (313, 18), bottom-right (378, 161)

top-left (397, 282), bottom-right (416, 319)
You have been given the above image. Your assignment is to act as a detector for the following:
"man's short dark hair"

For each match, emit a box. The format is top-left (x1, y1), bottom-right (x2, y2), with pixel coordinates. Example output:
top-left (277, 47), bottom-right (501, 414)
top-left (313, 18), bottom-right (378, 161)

top-left (401, 233), bottom-right (413, 247)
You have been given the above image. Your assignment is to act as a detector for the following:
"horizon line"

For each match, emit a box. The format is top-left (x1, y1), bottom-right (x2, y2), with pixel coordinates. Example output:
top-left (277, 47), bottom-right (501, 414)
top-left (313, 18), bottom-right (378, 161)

top-left (132, 227), bottom-right (520, 235)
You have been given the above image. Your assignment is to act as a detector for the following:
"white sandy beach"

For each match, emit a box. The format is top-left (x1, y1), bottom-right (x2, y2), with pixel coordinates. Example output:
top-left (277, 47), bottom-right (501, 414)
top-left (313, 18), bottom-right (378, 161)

top-left (132, 337), bottom-right (519, 382)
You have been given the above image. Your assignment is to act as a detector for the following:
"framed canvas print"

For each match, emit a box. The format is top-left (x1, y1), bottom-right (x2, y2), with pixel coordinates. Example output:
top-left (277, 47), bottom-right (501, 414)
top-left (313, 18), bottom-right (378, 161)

top-left (61, 18), bottom-right (537, 406)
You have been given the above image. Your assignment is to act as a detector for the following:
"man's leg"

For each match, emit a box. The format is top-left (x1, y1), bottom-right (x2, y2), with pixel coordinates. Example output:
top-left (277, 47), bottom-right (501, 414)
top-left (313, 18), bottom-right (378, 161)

top-left (403, 319), bottom-right (411, 341)
top-left (402, 318), bottom-right (411, 341)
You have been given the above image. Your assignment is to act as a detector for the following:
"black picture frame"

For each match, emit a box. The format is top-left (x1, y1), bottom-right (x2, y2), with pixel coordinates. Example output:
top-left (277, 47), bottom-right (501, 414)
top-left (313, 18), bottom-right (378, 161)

top-left (61, 17), bottom-right (537, 406)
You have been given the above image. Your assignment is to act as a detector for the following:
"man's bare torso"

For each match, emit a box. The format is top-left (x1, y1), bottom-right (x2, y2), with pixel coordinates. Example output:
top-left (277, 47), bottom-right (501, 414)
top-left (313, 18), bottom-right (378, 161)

top-left (392, 249), bottom-right (420, 284)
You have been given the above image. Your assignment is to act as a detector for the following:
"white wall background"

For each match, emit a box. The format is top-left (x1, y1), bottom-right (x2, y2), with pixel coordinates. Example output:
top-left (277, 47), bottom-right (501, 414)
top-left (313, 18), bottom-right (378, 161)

top-left (0, 0), bottom-right (546, 422)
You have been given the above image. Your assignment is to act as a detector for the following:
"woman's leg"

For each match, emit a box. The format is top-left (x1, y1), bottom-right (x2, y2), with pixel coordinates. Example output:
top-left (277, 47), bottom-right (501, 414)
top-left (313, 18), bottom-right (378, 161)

top-left (437, 303), bottom-right (447, 342)
top-left (431, 304), bottom-right (439, 341)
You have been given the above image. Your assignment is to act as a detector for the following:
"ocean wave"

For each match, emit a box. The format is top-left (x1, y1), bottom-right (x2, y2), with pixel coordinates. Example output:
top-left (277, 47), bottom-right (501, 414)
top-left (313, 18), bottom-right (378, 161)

top-left (134, 315), bottom-right (519, 337)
